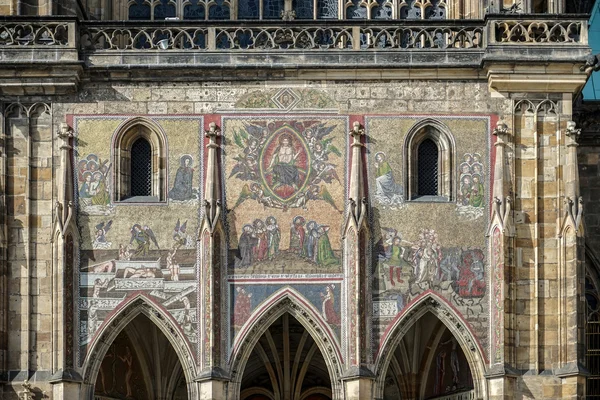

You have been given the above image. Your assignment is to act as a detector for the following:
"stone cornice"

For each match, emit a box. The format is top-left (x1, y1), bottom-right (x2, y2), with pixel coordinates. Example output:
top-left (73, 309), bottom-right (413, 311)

top-left (0, 15), bottom-right (591, 93)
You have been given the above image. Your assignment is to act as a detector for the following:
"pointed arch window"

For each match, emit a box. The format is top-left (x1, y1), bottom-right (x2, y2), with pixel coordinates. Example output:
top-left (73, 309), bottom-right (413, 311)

top-left (405, 122), bottom-right (454, 201)
top-left (114, 120), bottom-right (167, 203)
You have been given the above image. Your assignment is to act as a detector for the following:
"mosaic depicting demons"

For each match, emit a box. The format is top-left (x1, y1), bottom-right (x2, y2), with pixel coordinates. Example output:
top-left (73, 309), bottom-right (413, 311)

top-left (373, 228), bottom-right (486, 336)
top-left (230, 121), bottom-right (342, 212)
top-left (78, 153), bottom-right (113, 215)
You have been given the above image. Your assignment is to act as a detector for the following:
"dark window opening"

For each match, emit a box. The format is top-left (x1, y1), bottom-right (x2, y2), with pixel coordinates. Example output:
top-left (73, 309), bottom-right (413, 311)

top-left (532, 0), bottom-right (547, 12)
top-left (417, 138), bottom-right (438, 196)
top-left (130, 138), bottom-right (152, 197)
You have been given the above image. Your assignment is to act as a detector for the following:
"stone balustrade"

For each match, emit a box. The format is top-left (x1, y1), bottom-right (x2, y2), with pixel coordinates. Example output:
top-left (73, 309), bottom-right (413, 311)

top-left (79, 22), bottom-right (485, 51)
top-left (490, 18), bottom-right (585, 44)
top-left (0, 18), bottom-right (75, 47)
top-left (0, 14), bottom-right (588, 53)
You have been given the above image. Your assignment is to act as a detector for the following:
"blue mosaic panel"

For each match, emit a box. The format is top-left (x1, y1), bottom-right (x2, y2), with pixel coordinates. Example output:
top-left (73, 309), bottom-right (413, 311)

top-left (346, 0), bottom-right (366, 19)
top-left (293, 0), bottom-right (314, 19)
top-left (154, 0), bottom-right (176, 19)
top-left (317, 0), bottom-right (337, 18)
top-left (208, 0), bottom-right (230, 19)
top-left (264, 0), bottom-right (283, 19)
top-left (183, 0), bottom-right (206, 19)
top-left (238, 0), bottom-right (259, 19)
top-left (128, 0), bottom-right (151, 20)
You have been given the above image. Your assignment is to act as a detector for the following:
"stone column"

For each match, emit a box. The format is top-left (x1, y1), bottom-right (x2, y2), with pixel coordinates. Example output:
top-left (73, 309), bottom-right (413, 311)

top-left (486, 120), bottom-right (518, 400)
top-left (197, 122), bottom-right (228, 398)
top-left (49, 123), bottom-right (82, 399)
top-left (341, 121), bottom-right (374, 399)
top-left (556, 120), bottom-right (586, 398)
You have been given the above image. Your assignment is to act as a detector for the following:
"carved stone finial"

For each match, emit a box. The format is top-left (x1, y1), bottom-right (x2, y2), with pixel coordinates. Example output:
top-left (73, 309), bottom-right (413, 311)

top-left (58, 122), bottom-right (73, 138)
top-left (205, 122), bottom-right (221, 139)
top-left (493, 121), bottom-right (509, 137)
top-left (565, 120), bottom-right (581, 141)
top-left (57, 123), bottom-right (73, 148)
top-left (349, 121), bottom-right (365, 144)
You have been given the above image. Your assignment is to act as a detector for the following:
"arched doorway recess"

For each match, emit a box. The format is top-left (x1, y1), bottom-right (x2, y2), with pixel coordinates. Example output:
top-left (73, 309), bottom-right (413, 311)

top-left (374, 295), bottom-right (486, 400)
top-left (239, 313), bottom-right (333, 400)
top-left (93, 314), bottom-right (188, 400)
top-left (81, 296), bottom-right (197, 400)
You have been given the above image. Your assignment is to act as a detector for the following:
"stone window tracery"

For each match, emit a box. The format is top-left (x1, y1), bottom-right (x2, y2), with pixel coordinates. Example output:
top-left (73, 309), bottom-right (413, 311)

top-left (128, 0), bottom-right (231, 19)
top-left (125, 0), bottom-right (449, 20)
top-left (113, 121), bottom-right (167, 203)
top-left (405, 123), bottom-right (454, 201)
top-left (346, 0), bottom-right (446, 20)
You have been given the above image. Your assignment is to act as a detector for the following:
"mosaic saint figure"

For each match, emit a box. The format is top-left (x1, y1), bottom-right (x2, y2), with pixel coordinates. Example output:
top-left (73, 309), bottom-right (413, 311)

top-left (289, 216), bottom-right (306, 255)
top-left (268, 134), bottom-right (300, 190)
top-left (91, 172), bottom-right (110, 206)
top-left (469, 174), bottom-right (484, 207)
top-left (252, 219), bottom-right (268, 261)
top-left (238, 224), bottom-right (257, 268)
top-left (374, 152), bottom-right (404, 205)
top-left (304, 220), bottom-right (319, 261)
top-left (266, 216), bottom-right (281, 260)
top-left (321, 285), bottom-right (340, 326)
top-left (233, 287), bottom-right (253, 329)
top-left (459, 174), bottom-right (472, 206)
top-left (169, 155), bottom-right (194, 201)
top-left (316, 225), bottom-right (339, 267)
top-left (79, 172), bottom-right (92, 198)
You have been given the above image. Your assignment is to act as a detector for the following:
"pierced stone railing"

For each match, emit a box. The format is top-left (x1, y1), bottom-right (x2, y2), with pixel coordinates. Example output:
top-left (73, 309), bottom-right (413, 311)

top-left (0, 19), bottom-right (72, 46)
top-left (79, 22), bottom-right (484, 51)
top-left (490, 18), bottom-right (586, 44)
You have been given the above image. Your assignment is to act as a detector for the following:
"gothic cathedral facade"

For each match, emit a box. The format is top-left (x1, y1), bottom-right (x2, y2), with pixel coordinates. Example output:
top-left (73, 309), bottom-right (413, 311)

top-left (0, 0), bottom-right (598, 398)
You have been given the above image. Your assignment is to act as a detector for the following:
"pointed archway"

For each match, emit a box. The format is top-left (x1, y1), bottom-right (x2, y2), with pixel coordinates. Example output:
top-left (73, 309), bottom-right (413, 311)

top-left (81, 295), bottom-right (197, 399)
top-left (93, 314), bottom-right (188, 400)
top-left (240, 313), bottom-right (332, 400)
top-left (374, 294), bottom-right (486, 400)
top-left (229, 289), bottom-right (343, 400)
